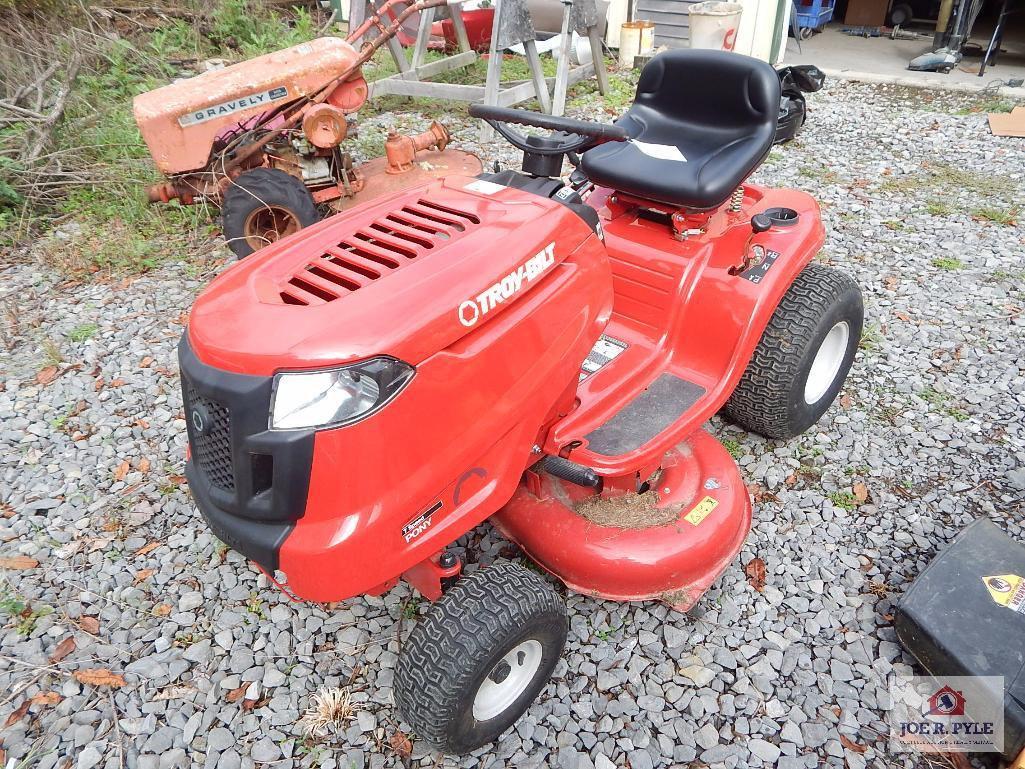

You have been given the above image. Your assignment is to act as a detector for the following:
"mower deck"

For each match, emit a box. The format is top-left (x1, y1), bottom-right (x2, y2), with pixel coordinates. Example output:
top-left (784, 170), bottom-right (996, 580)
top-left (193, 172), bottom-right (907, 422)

top-left (494, 429), bottom-right (752, 610)
top-left (545, 184), bottom-right (825, 475)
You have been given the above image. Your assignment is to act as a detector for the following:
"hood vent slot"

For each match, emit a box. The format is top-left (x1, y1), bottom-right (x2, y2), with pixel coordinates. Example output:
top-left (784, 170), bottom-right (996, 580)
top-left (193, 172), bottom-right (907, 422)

top-left (277, 197), bottom-right (479, 305)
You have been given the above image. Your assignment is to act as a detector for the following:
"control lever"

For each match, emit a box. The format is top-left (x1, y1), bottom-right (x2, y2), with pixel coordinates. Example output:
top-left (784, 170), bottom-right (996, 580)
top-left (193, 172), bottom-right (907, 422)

top-left (730, 214), bottom-right (773, 276)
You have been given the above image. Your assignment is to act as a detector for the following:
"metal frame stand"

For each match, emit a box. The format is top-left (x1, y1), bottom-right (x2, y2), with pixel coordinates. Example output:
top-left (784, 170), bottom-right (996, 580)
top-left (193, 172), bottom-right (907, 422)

top-left (363, 0), bottom-right (607, 139)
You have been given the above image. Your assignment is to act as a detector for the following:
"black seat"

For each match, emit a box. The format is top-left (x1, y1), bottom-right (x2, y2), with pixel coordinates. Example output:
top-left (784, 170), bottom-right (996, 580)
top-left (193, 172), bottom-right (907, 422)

top-left (580, 50), bottom-right (781, 210)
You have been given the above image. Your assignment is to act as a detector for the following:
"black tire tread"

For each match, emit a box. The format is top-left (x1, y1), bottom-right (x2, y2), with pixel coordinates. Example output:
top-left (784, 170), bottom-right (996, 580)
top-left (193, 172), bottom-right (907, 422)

top-left (724, 262), bottom-right (859, 438)
top-left (394, 560), bottom-right (566, 750)
top-left (221, 167), bottom-right (319, 258)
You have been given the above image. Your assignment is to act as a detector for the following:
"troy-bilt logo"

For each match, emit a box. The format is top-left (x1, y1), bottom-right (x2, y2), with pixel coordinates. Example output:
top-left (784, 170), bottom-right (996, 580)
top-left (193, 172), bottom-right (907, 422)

top-left (402, 501), bottom-right (442, 543)
top-left (178, 86), bottom-right (289, 128)
top-left (458, 243), bottom-right (556, 327)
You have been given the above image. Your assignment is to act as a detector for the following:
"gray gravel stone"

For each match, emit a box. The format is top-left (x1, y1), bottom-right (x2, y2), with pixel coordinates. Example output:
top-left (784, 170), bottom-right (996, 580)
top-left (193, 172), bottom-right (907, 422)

top-left (1, 76), bottom-right (1021, 769)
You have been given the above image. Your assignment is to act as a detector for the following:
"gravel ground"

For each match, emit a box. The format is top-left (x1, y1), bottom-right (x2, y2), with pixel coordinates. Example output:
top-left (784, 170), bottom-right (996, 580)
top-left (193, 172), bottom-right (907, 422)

top-left (1, 79), bottom-right (1024, 769)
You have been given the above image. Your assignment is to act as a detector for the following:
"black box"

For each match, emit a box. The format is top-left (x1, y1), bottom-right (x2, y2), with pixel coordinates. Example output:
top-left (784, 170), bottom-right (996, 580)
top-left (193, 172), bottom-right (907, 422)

top-left (895, 518), bottom-right (1025, 761)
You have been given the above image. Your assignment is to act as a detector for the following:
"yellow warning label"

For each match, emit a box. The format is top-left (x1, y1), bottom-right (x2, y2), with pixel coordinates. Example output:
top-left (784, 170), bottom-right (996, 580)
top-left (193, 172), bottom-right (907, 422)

top-left (685, 496), bottom-right (718, 526)
top-left (982, 573), bottom-right (1025, 614)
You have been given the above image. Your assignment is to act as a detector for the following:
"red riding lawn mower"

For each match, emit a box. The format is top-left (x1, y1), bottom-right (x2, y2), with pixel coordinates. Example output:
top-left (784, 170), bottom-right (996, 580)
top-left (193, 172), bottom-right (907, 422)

top-left (133, 0), bottom-right (480, 258)
top-left (179, 50), bottom-right (863, 752)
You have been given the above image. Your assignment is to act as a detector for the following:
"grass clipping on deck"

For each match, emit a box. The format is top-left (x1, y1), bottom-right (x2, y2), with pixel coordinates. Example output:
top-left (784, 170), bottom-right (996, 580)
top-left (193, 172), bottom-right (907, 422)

top-left (574, 471), bottom-right (680, 529)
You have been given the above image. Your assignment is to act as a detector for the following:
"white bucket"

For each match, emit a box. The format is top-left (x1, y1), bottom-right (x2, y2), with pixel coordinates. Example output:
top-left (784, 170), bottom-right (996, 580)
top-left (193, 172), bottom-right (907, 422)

top-left (687, 1), bottom-right (743, 51)
top-left (618, 20), bottom-right (655, 68)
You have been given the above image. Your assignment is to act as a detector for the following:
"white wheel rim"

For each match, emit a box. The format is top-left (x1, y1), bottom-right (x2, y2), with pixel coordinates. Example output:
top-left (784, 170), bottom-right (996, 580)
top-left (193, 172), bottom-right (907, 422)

top-left (804, 321), bottom-right (850, 405)
top-left (471, 640), bottom-right (543, 722)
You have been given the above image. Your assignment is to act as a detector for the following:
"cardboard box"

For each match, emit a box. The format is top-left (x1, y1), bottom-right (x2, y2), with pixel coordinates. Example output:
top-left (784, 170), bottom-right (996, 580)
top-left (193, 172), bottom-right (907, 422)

top-left (989, 106), bottom-right (1025, 138)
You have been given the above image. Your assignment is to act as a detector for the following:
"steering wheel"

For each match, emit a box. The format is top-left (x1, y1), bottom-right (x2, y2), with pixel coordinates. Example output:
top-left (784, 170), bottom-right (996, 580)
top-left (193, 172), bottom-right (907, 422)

top-left (468, 104), bottom-right (629, 156)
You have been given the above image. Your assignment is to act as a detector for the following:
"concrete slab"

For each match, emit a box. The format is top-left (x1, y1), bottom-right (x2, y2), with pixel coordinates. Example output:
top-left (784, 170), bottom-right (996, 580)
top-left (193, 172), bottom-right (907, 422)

top-left (782, 23), bottom-right (1025, 98)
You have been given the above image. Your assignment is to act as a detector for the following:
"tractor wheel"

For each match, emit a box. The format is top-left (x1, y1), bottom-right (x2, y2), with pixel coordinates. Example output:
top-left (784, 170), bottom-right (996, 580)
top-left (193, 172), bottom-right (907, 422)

top-left (221, 168), bottom-right (320, 259)
top-left (394, 560), bottom-right (567, 753)
top-left (724, 262), bottom-right (863, 439)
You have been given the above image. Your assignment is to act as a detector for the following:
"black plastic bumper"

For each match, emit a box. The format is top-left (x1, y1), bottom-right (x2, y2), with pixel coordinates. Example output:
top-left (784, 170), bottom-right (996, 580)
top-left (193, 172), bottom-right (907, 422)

top-left (178, 335), bottom-right (315, 571)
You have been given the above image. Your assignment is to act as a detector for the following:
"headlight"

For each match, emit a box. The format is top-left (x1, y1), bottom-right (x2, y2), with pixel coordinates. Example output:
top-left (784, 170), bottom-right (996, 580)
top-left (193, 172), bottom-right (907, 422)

top-left (270, 357), bottom-right (414, 430)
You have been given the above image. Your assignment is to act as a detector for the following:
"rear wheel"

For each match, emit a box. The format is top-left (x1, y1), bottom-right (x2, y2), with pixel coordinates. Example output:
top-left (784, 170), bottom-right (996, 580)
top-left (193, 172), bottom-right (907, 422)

top-left (394, 560), bottom-right (567, 753)
top-left (724, 262), bottom-right (863, 439)
top-left (221, 167), bottom-right (320, 259)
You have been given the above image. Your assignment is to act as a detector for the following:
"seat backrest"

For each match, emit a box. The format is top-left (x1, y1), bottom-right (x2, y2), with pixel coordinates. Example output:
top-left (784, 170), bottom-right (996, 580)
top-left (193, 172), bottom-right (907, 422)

top-left (630, 49), bottom-right (780, 138)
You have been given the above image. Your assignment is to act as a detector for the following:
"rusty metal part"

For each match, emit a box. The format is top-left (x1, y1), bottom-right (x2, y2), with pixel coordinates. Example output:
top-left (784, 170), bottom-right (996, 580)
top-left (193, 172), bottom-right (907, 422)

top-left (222, 0), bottom-right (448, 174)
top-left (145, 171), bottom-right (237, 205)
top-left (302, 104), bottom-right (349, 149)
top-left (242, 205), bottom-right (302, 252)
top-left (325, 76), bottom-right (369, 114)
top-left (323, 149), bottom-right (482, 211)
top-left (384, 122), bottom-right (451, 174)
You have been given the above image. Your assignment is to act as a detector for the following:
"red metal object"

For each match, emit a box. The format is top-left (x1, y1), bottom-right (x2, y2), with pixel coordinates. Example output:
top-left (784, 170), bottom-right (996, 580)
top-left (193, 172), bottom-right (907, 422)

top-left (436, 7), bottom-right (495, 52)
top-left (493, 430), bottom-right (752, 610)
top-left (187, 175), bottom-right (822, 607)
top-left (402, 552), bottom-right (463, 601)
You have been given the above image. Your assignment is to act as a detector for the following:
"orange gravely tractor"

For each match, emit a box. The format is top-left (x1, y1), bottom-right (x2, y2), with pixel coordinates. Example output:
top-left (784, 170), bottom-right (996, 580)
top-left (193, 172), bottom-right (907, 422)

top-left (133, 0), bottom-right (481, 257)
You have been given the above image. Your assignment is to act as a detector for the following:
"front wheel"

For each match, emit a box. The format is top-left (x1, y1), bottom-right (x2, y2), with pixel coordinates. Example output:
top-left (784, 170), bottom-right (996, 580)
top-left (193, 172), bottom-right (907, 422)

top-left (394, 560), bottom-right (567, 753)
top-left (723, 262), bottom-right (863, 439)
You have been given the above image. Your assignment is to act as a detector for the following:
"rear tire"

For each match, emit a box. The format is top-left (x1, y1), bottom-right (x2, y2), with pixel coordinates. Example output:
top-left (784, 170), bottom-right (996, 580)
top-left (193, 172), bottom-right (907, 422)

top-left (221, 167), bottom-right (319, 259)
top-left (394, 560), bottom-right (567, 754)
top-left (723, 262), bottom-right (863, 439)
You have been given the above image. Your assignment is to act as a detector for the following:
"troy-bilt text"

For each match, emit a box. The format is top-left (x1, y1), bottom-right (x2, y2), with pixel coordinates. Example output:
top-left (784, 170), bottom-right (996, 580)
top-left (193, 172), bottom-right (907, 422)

top-left (458, 243), bottom-right (556, 327)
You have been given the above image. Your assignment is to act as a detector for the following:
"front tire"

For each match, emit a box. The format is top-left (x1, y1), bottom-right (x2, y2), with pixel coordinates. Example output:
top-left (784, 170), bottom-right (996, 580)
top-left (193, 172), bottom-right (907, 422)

top-left (221, 167), bottom-right (320, 259)
top-left (724, 262), bottom-right (863, 439)
top-left (394, 560), bottom-right (567, 754)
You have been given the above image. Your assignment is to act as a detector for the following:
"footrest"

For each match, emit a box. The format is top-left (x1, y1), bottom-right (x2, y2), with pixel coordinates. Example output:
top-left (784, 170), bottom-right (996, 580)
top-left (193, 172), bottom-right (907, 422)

top-left (584, 373), bottom-right (706, 456)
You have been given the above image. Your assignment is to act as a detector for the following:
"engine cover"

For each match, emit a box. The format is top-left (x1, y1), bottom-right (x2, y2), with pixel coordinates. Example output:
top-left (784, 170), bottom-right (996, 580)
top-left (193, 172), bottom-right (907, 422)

top-left (134, 37), bottom-right (366, 175)
top-left (189, 175), bottom-right (608, 374)
top-left (185, 176), bottom-right (614, 600)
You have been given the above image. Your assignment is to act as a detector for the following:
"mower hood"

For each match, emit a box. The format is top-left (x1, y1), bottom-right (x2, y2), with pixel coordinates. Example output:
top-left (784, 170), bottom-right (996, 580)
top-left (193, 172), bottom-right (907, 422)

top-left (188, 176), bottom-right (598, 376)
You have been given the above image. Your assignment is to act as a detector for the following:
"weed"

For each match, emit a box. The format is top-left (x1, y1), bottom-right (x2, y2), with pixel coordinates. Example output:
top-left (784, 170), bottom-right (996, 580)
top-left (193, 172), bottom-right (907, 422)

top-left (799, 165), bottom-right (839, 183)
top-left (721, 438), bottom-right (744, 460)
top-left (829, 491), bottom-right (856, 510)
top-left (401, 598), bottom-right (420, 620)
top-left (972, 206), bottom-right (1018, 225)
top-left (924, 200), bottom-right (952, 216)
top-left (882, 220), bottom-right (905, 231)
top-left (67, 323), bottom-right (97, 342)
top-left (953, 99), bottom-right (1015, 115)
top-left (41, 338), bottom-right (62, 366)
top-left (858, 323), bottom-right (881, 352)
top-left (919, 387), bottom-right (947, 405)
top-left (299, 686), bottom-right (356, 737)
top-left (245, 593), bottom-right (265, 619)
top-left (944, 406), bottom-right (969, 422)
top-left (0, 583), bottom-right (53, 636)
top-left (931, 257), bottom-right (963, 271)
top-left (51, 404), bottom-right (76, 431)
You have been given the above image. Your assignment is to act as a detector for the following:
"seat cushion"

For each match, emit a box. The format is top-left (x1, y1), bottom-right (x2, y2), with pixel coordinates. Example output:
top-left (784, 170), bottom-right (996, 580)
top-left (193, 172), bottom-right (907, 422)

top-left (580, 50), bottom-right (781, 210)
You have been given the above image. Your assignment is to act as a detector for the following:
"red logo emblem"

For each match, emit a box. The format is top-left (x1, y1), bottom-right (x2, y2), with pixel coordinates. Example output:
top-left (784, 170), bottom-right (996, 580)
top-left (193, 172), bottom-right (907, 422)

top-left (926, 685), bottom-right (966, 716)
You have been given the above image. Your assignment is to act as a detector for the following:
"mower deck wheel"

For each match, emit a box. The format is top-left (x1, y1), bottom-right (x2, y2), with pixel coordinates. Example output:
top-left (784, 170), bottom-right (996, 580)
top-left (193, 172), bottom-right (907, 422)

top-left (724, 262), bottom-right (863, 439)
top-left (221, 167), bottom-right (320, 259)
top-left (394, 560), bottom-right (567, 753)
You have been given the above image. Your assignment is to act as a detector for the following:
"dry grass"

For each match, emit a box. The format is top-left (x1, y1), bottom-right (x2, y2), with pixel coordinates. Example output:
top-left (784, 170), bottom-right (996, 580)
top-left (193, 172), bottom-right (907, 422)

top-left (298, 686), bottom-right (356, 738)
